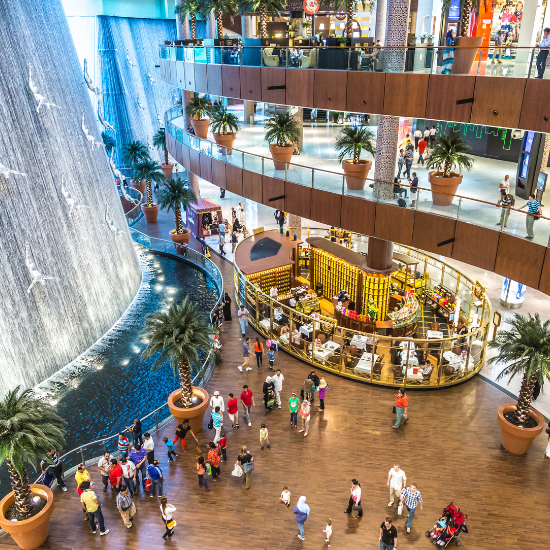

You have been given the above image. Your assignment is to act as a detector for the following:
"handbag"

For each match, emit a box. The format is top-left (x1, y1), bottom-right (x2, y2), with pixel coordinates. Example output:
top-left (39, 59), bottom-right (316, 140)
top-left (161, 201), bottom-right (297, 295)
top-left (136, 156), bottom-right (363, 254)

top-left (243, 461), bottom-right (254, 473)
top-left (267, 397), bottom-right (275, 409)
top-left (232, 464), bottom-right (243, 477)
top-left (166, 520), bottom-right (176, 529)
top-left (352, 500), bottom-right (362, 512)
top-left (393, 405), bottom-right (396, 414)
top-left (207, 417), bottom-right (214, 430)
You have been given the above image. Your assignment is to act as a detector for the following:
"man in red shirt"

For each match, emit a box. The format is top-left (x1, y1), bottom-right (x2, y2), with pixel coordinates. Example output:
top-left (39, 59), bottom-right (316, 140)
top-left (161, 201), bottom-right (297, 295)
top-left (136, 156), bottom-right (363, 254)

top-left (392, 388), bottom-right (408, 429)
top-left (240, 385), bottom-right (255, 427)
top-left (227, 392), bottom-right (239, 429)
top-left (417, 138), bottom-right (427, 166)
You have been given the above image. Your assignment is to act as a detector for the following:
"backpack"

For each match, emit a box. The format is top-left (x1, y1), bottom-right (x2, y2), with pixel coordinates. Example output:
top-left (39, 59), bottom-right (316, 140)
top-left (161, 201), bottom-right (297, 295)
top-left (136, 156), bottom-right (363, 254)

top-left (397, 198), bottom-right (407, 208)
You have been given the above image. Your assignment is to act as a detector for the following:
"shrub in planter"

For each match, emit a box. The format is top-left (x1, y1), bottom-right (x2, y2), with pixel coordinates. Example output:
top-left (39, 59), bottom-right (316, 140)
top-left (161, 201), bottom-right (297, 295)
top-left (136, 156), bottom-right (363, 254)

top-left (335, 124), bottom-right (375, 191)
top-left (210, 106), bottom-right (240, 154)
top-left (264, 112), bottom-right (300, 170)
top-left (185, 94), bottom-right (214, 138)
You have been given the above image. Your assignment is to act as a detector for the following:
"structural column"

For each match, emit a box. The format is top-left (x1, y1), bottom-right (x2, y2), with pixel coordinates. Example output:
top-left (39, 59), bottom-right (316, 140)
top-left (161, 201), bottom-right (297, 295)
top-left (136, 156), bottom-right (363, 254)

top-left (290, 106), bottom-right (304, 153)
top-left (375, 0), bottom-right (387, 43)
top-left (206, 12), bottom-right (217, 39)
top-left (242, 14), bottom-right (255, 124)
top-left (182, 89), bottom-right (200, 198)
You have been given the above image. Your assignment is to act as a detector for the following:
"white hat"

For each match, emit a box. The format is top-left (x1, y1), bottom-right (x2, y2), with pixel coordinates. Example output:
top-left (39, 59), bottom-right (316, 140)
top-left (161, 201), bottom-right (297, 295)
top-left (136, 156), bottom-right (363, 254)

top-left (214, 391), bottom-right (220, 396)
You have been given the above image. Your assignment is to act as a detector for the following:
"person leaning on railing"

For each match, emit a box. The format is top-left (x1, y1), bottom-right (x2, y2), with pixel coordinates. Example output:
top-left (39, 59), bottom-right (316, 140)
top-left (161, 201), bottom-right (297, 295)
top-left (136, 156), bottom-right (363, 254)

top-left (536, 27), bottom-right (550, 79)
top-left (518, 193), bottom-right (542, 240)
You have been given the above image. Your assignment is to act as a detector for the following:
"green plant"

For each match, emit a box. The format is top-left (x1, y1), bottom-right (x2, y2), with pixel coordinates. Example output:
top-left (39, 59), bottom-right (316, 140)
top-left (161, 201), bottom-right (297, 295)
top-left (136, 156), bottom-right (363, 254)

top-left (101, 131), bottom-right (116, 155)
top-left (338, 35), bottom-right (348, 44)
top-left (121, 140), bottom-right (150, 170)
top-left (198, 0), bottom-right (237, 39)
top-left (420, 34), bottom-right (427, 40)
top-left (264, 112), bottom-right (300, 147)
top-left (302, 21), bottom-right (311, 29)
top-left (238, 0), bottom-right (286, 38)
top-left (0, 387), bottom-right (65, 519)
top-left (133, 159), bottom-right (164, 207)
top-left (210, 106), bottom-right (240, 135)
top-left (335, 124), bottom-right (376, 164)
top-left (175, 0), bottom-right (200, 38)
top-left (141, 297), bottom-right (217, 407)
top-left (322, 0), bottom-right (366, 38)
top-left (185, 93), bottom-right (214, 122)
top-left (426, 135), bottom-right (474, 177)
top-left (153, 128), bottom-right (169, 165)
top-left (157, 177), bottom-right (197, 234)
top-left (488, 314), bottom-right (550, 426)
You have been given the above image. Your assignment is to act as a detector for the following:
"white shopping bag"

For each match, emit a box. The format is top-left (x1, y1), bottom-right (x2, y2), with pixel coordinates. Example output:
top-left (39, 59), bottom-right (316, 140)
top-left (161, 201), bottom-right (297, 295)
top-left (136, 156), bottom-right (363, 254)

top-left (397, 503), bottom-right (403, 516)
top-left (232, 464), bottom-right (243, 477)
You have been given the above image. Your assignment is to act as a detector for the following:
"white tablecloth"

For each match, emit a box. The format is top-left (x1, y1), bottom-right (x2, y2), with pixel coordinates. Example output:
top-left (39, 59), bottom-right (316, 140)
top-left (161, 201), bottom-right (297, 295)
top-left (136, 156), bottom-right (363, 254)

top-left (354, 353), bottom-right (379, 374)
top-left (350, 334), bottom-right (369, 351)
top-left (323, 341), bottom-right (341, 351)
top-left (260, 319), bottom-right (278, 330)
top-left (300, 324), bottom-right (312, 337)
top-left (360, 352), bottom-right (379, 363)
top-left (313, 348), bottom-right (333, 362)
top-left (404, 367), bottom-right (424, 381)
top-left (401, 353), bottom-right (419, 367)
top-left (399, 341), bottom-right (415, 351)
top-left (426, 330), bottom-right (443, 339)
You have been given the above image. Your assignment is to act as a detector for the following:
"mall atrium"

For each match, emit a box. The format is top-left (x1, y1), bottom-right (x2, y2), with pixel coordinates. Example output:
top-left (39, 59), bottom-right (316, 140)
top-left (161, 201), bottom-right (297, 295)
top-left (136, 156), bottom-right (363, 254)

top-left (0, 0), bottom-right (550, 548)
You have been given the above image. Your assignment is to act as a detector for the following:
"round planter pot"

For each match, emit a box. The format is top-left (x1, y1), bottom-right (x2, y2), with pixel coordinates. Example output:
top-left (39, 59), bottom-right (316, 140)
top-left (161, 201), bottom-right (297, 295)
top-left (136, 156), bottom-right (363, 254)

top-left (427, 171), bottom-right (463, 206)
top-left (141, 203), bottom-right (160, 223)
top-left (131, 179), bottom-right (146, 196)
top-left (170, 228), bottom-right (191, 245)
top-left (451, 36), bottom-right (483, 75)
top-left (269, 144), bottom-right (295, 171)
top-left (160, 163), bottom-right (174, 178)
top-left (497, 403), bottom-right (545, 455)
top-left (191, 118), bottom-right (210, 139)
top-left (0, 485), bottom-right (54, 550)
top-left (342, 159), bottom-right (372, 191)
top-left (168, 386), bottom-right (210, 434)
top-left (213, 133), bottom-right (236, 155)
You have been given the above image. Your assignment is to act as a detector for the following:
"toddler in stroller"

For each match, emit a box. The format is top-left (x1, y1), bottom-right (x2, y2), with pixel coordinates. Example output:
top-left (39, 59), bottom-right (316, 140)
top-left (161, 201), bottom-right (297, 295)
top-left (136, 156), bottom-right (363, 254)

top-left (426, 503), bottom-right (468, 547)
top-left (426, 511), bottom-right (451, 540)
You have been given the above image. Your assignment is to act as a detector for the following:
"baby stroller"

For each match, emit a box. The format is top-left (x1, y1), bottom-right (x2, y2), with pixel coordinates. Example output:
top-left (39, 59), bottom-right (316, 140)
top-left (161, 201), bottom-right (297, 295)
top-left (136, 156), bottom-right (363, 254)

top-left (426, 503), bottom-right (468, 547)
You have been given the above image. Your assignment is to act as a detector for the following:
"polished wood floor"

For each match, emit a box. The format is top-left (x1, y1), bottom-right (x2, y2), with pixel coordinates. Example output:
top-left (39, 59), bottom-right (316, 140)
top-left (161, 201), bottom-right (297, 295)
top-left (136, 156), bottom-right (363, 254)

top-left (3, 223), bottom-right (549, 549)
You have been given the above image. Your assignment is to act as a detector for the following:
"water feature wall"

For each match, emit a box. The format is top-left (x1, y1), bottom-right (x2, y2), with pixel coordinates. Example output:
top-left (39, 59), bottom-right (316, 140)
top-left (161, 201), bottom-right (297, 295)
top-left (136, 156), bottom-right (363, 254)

top-left (0, 0), bottom-right (142, 392)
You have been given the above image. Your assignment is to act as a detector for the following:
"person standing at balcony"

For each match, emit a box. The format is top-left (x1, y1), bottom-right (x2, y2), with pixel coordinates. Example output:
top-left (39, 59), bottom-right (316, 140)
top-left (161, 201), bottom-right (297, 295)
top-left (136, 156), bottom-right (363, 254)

top-left (497, 189), bottom-right (513, 228)
top-left (41, 449), bottom-right (67, 492)
top-left (518, 194), bottom-right (542, 240)
top-left (409, 173), bottom-right (418, 208)
top-left (396, 149), bottom-right (405, 179)
top-left (442, 30), bottom-right (456, 74)
top-left (413, 128), bottom-right (422, 151)
top-left (492, 30), bottom-right (504, 64)
top-left (536, 28), bottom-right (550, 78)
top-left (126, 418), bottom-right (143, 448)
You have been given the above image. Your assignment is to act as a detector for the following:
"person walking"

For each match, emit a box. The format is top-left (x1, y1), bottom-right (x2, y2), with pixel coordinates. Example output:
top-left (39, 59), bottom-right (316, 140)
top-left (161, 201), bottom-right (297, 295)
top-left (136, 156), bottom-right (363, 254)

top-left (40, 449), bottom-right (67, 492)
top-left (97, 452), bottom-right (111, 493)
top-left (298, 396), bottom-right (311, 437)
top-left (289, 391), bottom-right (300, 428)
top-left (409, 173), bottom-right (418, 208)
top-left (423, 127), bottom-right (430, 144)
top-left (294, 496), bottom-right (310, 541)
top-left (262, 376), bottom-right (275, 413)
top-left (238, 202), bottom-right (246, 225)
top-left (387, 463), bottom-right (407, 507)
top-left (241, 385), bottom-right (255, 426)
top-left (518, 194), bottom-right (541, 240)
top-left (218, 221), bottom-right (226, 241)
top-left (222, 292), bottom-right (232, 321)
top-left (210, 391), bottom-right (225, 414)
top-left (344, 479), bottom-right (362, 518)
top-left (196, 456), bottom-right (210, 491)
top-left (160, 496), bottom-right (176, 539)
top-left (148, 459), bottom-right (165, 498)
top-left (317, 379), bottom-right (328, 411)
top-left (143, 432), bottom-right (155, 464)
top-left (208, 442), bottom-right (221, 481)
top-left (238, 305), bottom-right (250, 337)
top-left (239, 337), bottom-right (251, 371)
top-left (227, 392), bottom-right (239, 429)
top-left (403, 149), bottom-right (413, 179)
top-left (496, 189), bottom-right (513, 228)
top-left (109, 458), bottom-right (123, 494)
top-left (396, 149), bottom-right (405, 179)
top-left (545, 420), bottom-right (550, 458)
top-left (304, 376), bottom-right (314, 402)
top-left (80, 481), bottom-right (109, 536)
top-left (536, 27), bottom-right (550, 78)
top-left (120, 457), bottom-right (136, 496)
top-left (400, 483), bottom-right (423, 533)
top-left (126, 418), bottom-right (143, 448)
top-left (254, 337), bottom-right (265, 369)
top-left (413, 128), bottom-right (422, 151)
top-left (163, 437), bottom-right (177, 461)
top-left (116, 485), bottom-right (136, 532)
top-left (492, 29), bottom-right (503, 63)
top-left (272, 369), bottom-right (284, 408)
top-left (260, 422), bottom-right (271, 450)
top-left (392, 388), bottom-right (408, 429)
top-left (218, 430), bottom-right (228, 462)
top-left (173, 418), bottom-right (199, 453)
top-left (219, 233), bottom-right (226, 256)
top-left (231, 230), bottom-right (238, 254)
top-left (380, 517), bottom-right (398, 550)
top-left (430, 125), bottom-right (437, 148)
top-left (129, 444), bottom-right (148, 491)
top-left (417, 137), bottom-right (427, 165)
top-left (236, 445), bottom-right (254, 489)
top-left (211, 406), bottom-right (223, 444)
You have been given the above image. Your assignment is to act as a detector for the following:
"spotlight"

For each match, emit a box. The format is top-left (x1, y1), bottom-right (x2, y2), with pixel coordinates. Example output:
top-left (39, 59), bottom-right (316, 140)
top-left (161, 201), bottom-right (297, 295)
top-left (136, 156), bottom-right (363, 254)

top-left (155, 285), bottom-right (163, 291)
top-left (96, 364), bottom-right (103, 370)
top-left (32, 496), bottom-right (40, 503)
top-left (158, 276), bottom-right (165, 281)
top-left (121, 359), bottom-right (129, 366)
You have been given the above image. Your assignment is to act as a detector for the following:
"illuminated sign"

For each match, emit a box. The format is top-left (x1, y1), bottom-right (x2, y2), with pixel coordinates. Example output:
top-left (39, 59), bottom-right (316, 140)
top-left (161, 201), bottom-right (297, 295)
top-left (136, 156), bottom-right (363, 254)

top-left (303, 0), bottom-right (320, 15)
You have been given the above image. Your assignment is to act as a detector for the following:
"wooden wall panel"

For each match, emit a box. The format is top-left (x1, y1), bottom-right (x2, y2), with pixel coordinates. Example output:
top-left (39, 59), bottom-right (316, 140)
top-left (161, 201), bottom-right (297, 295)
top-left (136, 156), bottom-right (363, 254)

top-left (412, 211), bottom-right (456, 257)
top-left (284, 182), bottom-right (311, 219)
top-left (426, 75), bottom-right (476, 123)
top-left (207, 64), bottom-right (223, 96)
top-left (384, 73), bottom-right (429, 118)
top-left (194, 64), bottom-right (208, 93)
top-left (471, 76), bottom-right (526, 129)
top-left (242, 170), bottom-right (263, 204)
top-left (451, 221), bottom-right (499, 271)
top-left (518, 79), bottom-right (550, 133)
top-left (240, 66), bottom-right (262, 102)
top-left (285, 69), bottom-right (314, 108)
top-left (261, 68), bottom-right (286, 104)
top-left (222, 65), bottom-right (240, 98)
top-left (537, 249), bottom-right (550, 295)
top-left (340, 196), bottom-right (376, 237)
top-left (189, 149), bottom-right (201, 177)
top-left (346, 72), bottom-right (385, 115)
top-left (313, 70), bottom-right (347, 111)
top-left (176, 61), bottom-right (186, 88)
top-left (184, 62), bottom-right (195, 91)
top-left (311, 189), bottom-right (342, 228)
top-left (494, 233), bottom-right (546, 288)
top-left (199, 154), bottom-right (212, 183)
top-left (225, 164), bottom-right (243, 195)
top-left (261, 176), bottom-right (285, 210)
top-left (374, 203), bottom-right (415, 245)
top-left (180, 144), bottom-right (190, 170)
top-left (211, 158), bottom-right (227, 189)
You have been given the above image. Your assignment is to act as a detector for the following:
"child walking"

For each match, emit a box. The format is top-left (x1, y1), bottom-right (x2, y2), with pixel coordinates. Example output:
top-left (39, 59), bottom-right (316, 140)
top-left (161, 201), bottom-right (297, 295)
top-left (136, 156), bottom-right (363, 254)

top-left (163, 437), bottom-right (177, 462)
top-left (280, 486), bottom-right (291, 507)
top-left (323, 518), bottom-right (332, 546)
top-left (196, 456), bottom-right (210, 491)
top-left (298, 396), bottom-right (311, 437)
top-left (218, 430), bottom-right (227, 462)
top-left (267, 346), bottom-right (275, 371)
top-left (260, 423), bottom-right (271, 450)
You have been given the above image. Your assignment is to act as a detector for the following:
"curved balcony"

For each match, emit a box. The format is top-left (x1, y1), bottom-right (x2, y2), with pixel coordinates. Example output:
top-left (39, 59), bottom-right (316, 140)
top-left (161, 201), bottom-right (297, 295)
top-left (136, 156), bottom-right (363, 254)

top-left (165, 105), bottom-right (550, 295)
top-left (159, 45), bottom-right (550, 132)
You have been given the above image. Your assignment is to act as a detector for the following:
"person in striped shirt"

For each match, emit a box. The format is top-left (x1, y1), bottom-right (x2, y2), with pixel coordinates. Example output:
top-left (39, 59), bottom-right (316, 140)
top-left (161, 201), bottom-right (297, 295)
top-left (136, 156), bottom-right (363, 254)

top-left (117, 433), bottom-right (130, 457)
top-left (518, 194), bottom-right (541, 240)
top-left (400, 483), bottom-right (423, 533)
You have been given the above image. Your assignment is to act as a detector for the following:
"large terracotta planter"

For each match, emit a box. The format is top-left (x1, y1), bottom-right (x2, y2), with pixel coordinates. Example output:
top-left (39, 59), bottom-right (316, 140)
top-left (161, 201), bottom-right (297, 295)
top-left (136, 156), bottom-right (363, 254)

top-left (141, 203), bottom-right (160, 223)
top-left (168, 387), bottom-right (210, 434)
top-left (160, 163), bottom-right (174, 178)
top-left (170, 228), bottom-right (191, 245)
top-left (451, 36), bottom-right (483, 75)
top-left (342, 159), bottom-right (372, 191)
top-left (428, 171), bottom-right (463, 206)
top-left (191, 118), bottom-right (210, 139)
top-left (213, 133), bottom-right (236, 155)
top-left (497, 403), bottom-right (545, 455)
top-left (269, 144), bottom-right (294, 170)
top-left (131, 179), bottom-right (146, 196)
top-left (0, 485), bottom-right (54, 550)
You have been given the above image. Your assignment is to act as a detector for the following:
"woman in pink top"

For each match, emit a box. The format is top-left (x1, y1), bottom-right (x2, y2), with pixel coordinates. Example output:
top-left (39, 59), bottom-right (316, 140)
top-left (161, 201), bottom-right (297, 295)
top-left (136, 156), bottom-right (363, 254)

top-left (298, 397), bottom-right (310, 437)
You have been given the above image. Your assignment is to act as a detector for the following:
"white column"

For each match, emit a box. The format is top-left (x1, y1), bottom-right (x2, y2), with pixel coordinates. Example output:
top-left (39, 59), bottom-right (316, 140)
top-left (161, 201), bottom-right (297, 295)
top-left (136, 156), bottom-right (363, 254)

top-left (206, 12), bottom-right (216, 39)
top-left (375, 0), bottom-right (387, 43)
top-left (175, 0), bottom-right (190, 40)
top-left (515, 0), bottom-right (544, 70)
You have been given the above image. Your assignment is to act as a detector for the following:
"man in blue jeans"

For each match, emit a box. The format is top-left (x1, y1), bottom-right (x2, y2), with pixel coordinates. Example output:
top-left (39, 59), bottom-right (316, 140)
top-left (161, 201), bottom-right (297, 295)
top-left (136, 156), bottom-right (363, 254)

top-left (403, 149), bottom-right (413, 179)
top-left (80, 481), bottom-right (109, 536)
top-left (147, 460), bottom-right (164, 498)
top-left (129, 444), bottom-right (148, 491)
top-left (400, 483), bottom-right (423, 533)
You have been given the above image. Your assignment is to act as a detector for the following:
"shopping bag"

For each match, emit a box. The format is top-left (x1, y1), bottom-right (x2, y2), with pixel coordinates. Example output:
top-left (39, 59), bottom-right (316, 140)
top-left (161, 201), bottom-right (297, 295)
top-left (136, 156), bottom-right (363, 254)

top-left (267, 397), bottom-right (275, 409)
top-left (167, 520), bottom-right (176, 529)
top-left (145, 478), bottom-right (152, 492)
top-left (232, 464), bottom-right (243, 477)
top-left (397, 503), bottom-right (403, 516)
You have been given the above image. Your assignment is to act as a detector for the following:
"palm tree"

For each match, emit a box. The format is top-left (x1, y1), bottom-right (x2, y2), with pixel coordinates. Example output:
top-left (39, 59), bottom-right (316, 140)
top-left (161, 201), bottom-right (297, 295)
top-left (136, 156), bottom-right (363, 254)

top-left (210, 106), bottom-right (240, 135)
top-left (0, 387), bottom-right (65, 518)
top-left (175, 0), bottom-right (199, 39)
top-left (322, 0), bottom-right (369, 38)
top-left (121, 140), bottom-right (150, 170)
top-left (244, 0), bottom-right (285, 39)
top-left (198, 0), bottom-right (237, 39)
top-left (153, 128), bottom-right (169, 166)
top-left (335, 125), bottom-right (376, 164)
top-left (157, 177), bottom-right (197, 234)
top-left (101, 131), bottom-right (116, 155)
top-left (185, 94), bottom-right (214, 122)
top-left (141, 298), bottom-right (217, 407)
top-left (425, 135), bottom-right (474, 177)
top-left (264, 112), bottom-right (301, 147)
top-left (133, 159), bottom-right (164, 207)
top-left (488, 314), bottom-right (550, 425)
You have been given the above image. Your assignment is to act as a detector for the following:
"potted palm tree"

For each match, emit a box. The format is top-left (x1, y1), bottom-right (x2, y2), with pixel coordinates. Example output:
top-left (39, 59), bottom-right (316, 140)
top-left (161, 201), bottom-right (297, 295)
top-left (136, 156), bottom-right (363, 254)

top-left (175, 0), bottom-right (199, 39)
top-left (426, 135), bottom-right (474, 206)
top-left (0, 387), bottom-right (65, 550)
top-left (489, 314), bottom-right (549, 455)
top-left (122, 140), bottom-right (150, 195)
top-left (322, 0), bottom-right (366, 38)
top-left (246, 0), bottom-right (286, 38)
top-left (101, 131), bottom-right (116, 156)
top-left (185, 94), bottom-right (214, 139)
top-left (133, 159), bottom-right (165, 223)
top-left (141, 297), bottom-right (217, 433)
top-left (153, 128), bottom-right (174, 178)
top-left (158, 177), bottom-right (197, 244)
top-left (198, 0), bottom-right (237, 39)
top-left (210, 105), bottom-right (240, 154)
top-left (335, 124), bottom-right (376, 191)
top-left (265, 112), bottom-right (300, 170)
